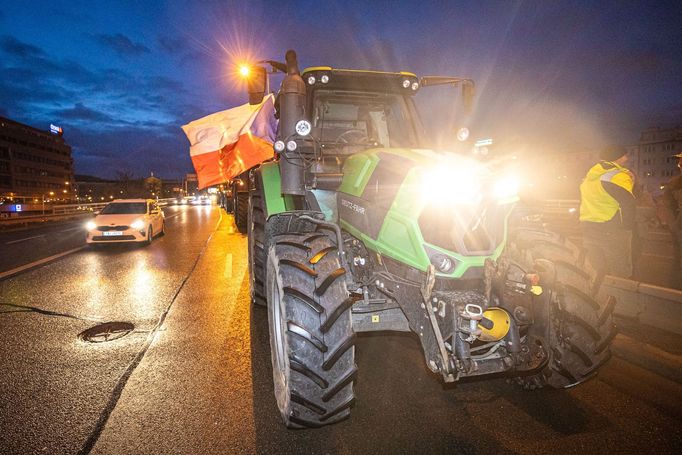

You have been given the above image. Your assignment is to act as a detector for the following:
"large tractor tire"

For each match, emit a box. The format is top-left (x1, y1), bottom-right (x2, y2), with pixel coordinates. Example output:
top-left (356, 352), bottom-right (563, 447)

top-left (234, 191), bottom-right (248, 233)
top-left (265, 230), bottom-right (356, 428)
top-left (508, 228), bottom-right (617, 389)
top-left (248, 181), bottom-right (266, 306)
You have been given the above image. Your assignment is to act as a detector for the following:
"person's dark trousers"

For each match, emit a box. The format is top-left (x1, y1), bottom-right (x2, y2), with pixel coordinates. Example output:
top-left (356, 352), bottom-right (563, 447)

top-left (581, 224), bottom-right (633, 278)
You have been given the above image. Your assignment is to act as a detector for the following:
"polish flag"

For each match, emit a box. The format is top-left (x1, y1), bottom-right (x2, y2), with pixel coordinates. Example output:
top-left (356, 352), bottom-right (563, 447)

top-left (181, 94), bottom-right (277, 189)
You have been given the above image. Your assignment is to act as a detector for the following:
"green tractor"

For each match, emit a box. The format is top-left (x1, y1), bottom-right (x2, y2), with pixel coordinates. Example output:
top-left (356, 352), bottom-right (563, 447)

top-left (246, 50), bottom-right (616, 428)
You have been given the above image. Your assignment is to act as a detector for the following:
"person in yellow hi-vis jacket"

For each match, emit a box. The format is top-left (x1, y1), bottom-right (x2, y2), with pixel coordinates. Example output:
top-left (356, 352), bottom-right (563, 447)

top-left (580, 145), bottom-right (636, 278)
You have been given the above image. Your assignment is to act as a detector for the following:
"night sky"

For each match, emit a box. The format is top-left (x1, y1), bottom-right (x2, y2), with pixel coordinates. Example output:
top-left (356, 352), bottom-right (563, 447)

top-left (1, 1), bottom-right (680, 179)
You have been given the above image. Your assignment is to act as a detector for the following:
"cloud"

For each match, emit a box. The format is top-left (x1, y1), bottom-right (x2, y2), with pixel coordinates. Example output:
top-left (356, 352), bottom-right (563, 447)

top-left (94, 33), bottom-right (150, 56)
top-left (0, 35), bottom-right (44, 58)
top-left (157, 35), bottom-right (185, 54)
top-left (52, 103), bottom-right (115, 123)
top-left (0, 34), bottom-right (196, 177)
top-left (68, 124), bottom-right (192, 178)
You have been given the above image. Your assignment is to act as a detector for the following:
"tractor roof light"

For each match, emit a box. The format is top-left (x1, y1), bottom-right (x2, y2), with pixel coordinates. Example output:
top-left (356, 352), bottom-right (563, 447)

top-left (411, 82), bottom-right (419, 91)
top-left (456, 127), bottom-right (470, 142)
top-left (274, 140), bottom-right (286, 152)
top-left (307, 75), bottom-right (316, 85)
top-left (295, 120), bottom-right (312, 137)
top-left (402, 79), bottom-right (411, 88)
top-left (286, 140), bottom-right (298, 152)
top-left (320, 74), bottom-right (329, 84)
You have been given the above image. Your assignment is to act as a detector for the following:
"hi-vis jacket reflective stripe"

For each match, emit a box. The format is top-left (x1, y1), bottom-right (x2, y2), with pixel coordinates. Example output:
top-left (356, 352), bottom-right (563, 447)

top-left (580, 161), bottom-right (634, 223)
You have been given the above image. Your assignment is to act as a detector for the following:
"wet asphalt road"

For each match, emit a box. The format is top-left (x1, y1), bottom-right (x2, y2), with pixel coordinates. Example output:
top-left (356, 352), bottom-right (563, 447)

top-left (0, 217), bottom-right (92, 274)
top-left (0, 205), bottom-right (681, 454)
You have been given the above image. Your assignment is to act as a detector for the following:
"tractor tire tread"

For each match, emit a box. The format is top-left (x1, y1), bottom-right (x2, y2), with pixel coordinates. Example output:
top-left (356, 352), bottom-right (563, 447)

top-left (508, 227), bottom-right (615, 389)
top-left (266, 231), bottom-right (355, 428)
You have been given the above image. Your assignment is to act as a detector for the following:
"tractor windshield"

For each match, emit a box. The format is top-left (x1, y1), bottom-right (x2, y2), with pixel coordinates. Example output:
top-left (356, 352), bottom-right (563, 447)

top-left (312, 91), bottom-right (422, 149)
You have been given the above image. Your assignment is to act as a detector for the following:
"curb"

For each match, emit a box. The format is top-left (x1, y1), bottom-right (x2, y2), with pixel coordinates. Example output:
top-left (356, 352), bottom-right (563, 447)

top-left (604, 275), bottom-right (682, 335)
top-left (611, 333), bottom-right (682, 383)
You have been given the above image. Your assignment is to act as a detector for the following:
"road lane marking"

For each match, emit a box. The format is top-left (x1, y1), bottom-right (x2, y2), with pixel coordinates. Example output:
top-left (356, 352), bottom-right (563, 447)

top-left (224, 253), bottom-right (233, 278)
top-left (0, 246), bottom-right (86, 280)
top-left (5, 234), bottom-right (46, 245)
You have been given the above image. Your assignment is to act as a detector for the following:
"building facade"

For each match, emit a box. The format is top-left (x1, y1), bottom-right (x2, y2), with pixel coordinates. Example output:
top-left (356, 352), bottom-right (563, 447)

top-left (632, 126), bottom-right (682, 195)
top-left (183, 173), bottom-right (199, 195)
top-left (0, 116), bottom-right (74, 199)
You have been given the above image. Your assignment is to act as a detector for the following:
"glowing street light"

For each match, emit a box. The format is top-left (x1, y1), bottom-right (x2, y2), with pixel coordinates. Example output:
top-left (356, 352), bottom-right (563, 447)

top-left (239, 65), bottom-right (250, 78)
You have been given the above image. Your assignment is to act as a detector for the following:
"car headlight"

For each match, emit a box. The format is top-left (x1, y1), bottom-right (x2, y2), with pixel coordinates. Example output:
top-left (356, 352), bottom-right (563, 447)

top-left (130, 220), bottom-right (145, 230)
top-left (85, 221), bottom-right (97, 231)
top-left (493, 175), bottom-right (520, 200)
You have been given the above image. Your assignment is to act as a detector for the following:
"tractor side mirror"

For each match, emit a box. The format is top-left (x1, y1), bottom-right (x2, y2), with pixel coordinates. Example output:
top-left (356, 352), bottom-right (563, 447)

top-left (248, 66), bottom-right (267, 105)
top-left (419, 76), bottom-right (475, 113)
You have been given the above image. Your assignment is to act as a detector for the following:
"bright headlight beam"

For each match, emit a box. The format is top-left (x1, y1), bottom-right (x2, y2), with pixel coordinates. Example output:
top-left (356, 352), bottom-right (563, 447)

top-left (422, 166), bottom-right (482, 205)
top-left (131, 220), bottom-right (145, 230)
top-left (493, 176), bottom-right (520, 199)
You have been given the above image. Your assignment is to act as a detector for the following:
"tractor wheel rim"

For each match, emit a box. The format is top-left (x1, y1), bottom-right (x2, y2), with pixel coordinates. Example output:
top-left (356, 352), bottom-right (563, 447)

top-left (270, 275), bottom-right (289, 412)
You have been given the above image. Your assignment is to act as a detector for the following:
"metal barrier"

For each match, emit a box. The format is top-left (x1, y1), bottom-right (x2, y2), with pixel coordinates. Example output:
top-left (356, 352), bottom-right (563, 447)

top-left (605, 275), bottom-right (682, 336)
top-left (0, 199), bottom-right (178, 228)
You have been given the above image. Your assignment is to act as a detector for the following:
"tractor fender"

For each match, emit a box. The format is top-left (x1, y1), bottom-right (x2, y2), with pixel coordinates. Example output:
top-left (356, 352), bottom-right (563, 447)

top-left (255, 162), bottom-right (296, 218)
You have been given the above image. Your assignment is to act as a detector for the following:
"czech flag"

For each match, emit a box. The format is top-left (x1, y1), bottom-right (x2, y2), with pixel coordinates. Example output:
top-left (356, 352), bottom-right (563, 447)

top-left (181, 94), bottom-right (277, 189)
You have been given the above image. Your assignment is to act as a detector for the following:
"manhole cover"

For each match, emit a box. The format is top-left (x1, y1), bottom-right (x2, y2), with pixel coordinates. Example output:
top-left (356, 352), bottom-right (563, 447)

top-left (79, 321), bottom-right (134, 343)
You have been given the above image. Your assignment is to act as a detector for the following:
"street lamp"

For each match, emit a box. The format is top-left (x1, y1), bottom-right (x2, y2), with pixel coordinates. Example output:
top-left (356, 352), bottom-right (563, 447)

top-left (42, 191), bottom-right (55, 215)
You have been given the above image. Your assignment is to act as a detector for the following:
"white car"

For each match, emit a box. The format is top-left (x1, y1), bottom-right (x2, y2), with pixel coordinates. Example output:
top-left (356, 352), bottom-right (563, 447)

top-left (86, 199), bottom-right (165, 245)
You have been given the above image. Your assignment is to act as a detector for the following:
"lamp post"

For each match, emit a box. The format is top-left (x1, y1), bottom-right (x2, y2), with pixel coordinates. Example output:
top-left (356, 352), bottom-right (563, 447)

top-left (42, 191), bottom-right (55, 215)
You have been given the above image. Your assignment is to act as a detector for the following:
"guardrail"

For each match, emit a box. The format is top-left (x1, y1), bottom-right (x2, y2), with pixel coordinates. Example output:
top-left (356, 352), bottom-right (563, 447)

top-left (0, 199), bottom-right (178, 228)
top-left (605, 275), bottom-right (682, 336)
top-left (51, 202), bottom-right (108, 214)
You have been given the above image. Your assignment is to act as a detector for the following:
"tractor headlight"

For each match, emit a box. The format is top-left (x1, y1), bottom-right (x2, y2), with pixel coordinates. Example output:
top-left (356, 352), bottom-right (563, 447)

top-left (421, 166), bottom-right (481, 205)
top-left (131, 220), bottom-right (145, 230)
top-left (295, 120), bottom-right (311, 137)
top-left (430, 253), bottom-right (455, 274)
top-left (456, 127), bottom-right (470, 142)
top-left (493, 175), bottom-right (520, 200)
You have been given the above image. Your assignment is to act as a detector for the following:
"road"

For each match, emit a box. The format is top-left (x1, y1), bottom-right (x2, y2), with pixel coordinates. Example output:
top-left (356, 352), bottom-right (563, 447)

top-left (0, 217), bottom-right (91, 275)
top-left (0, 205), bottom-right (680, 454)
